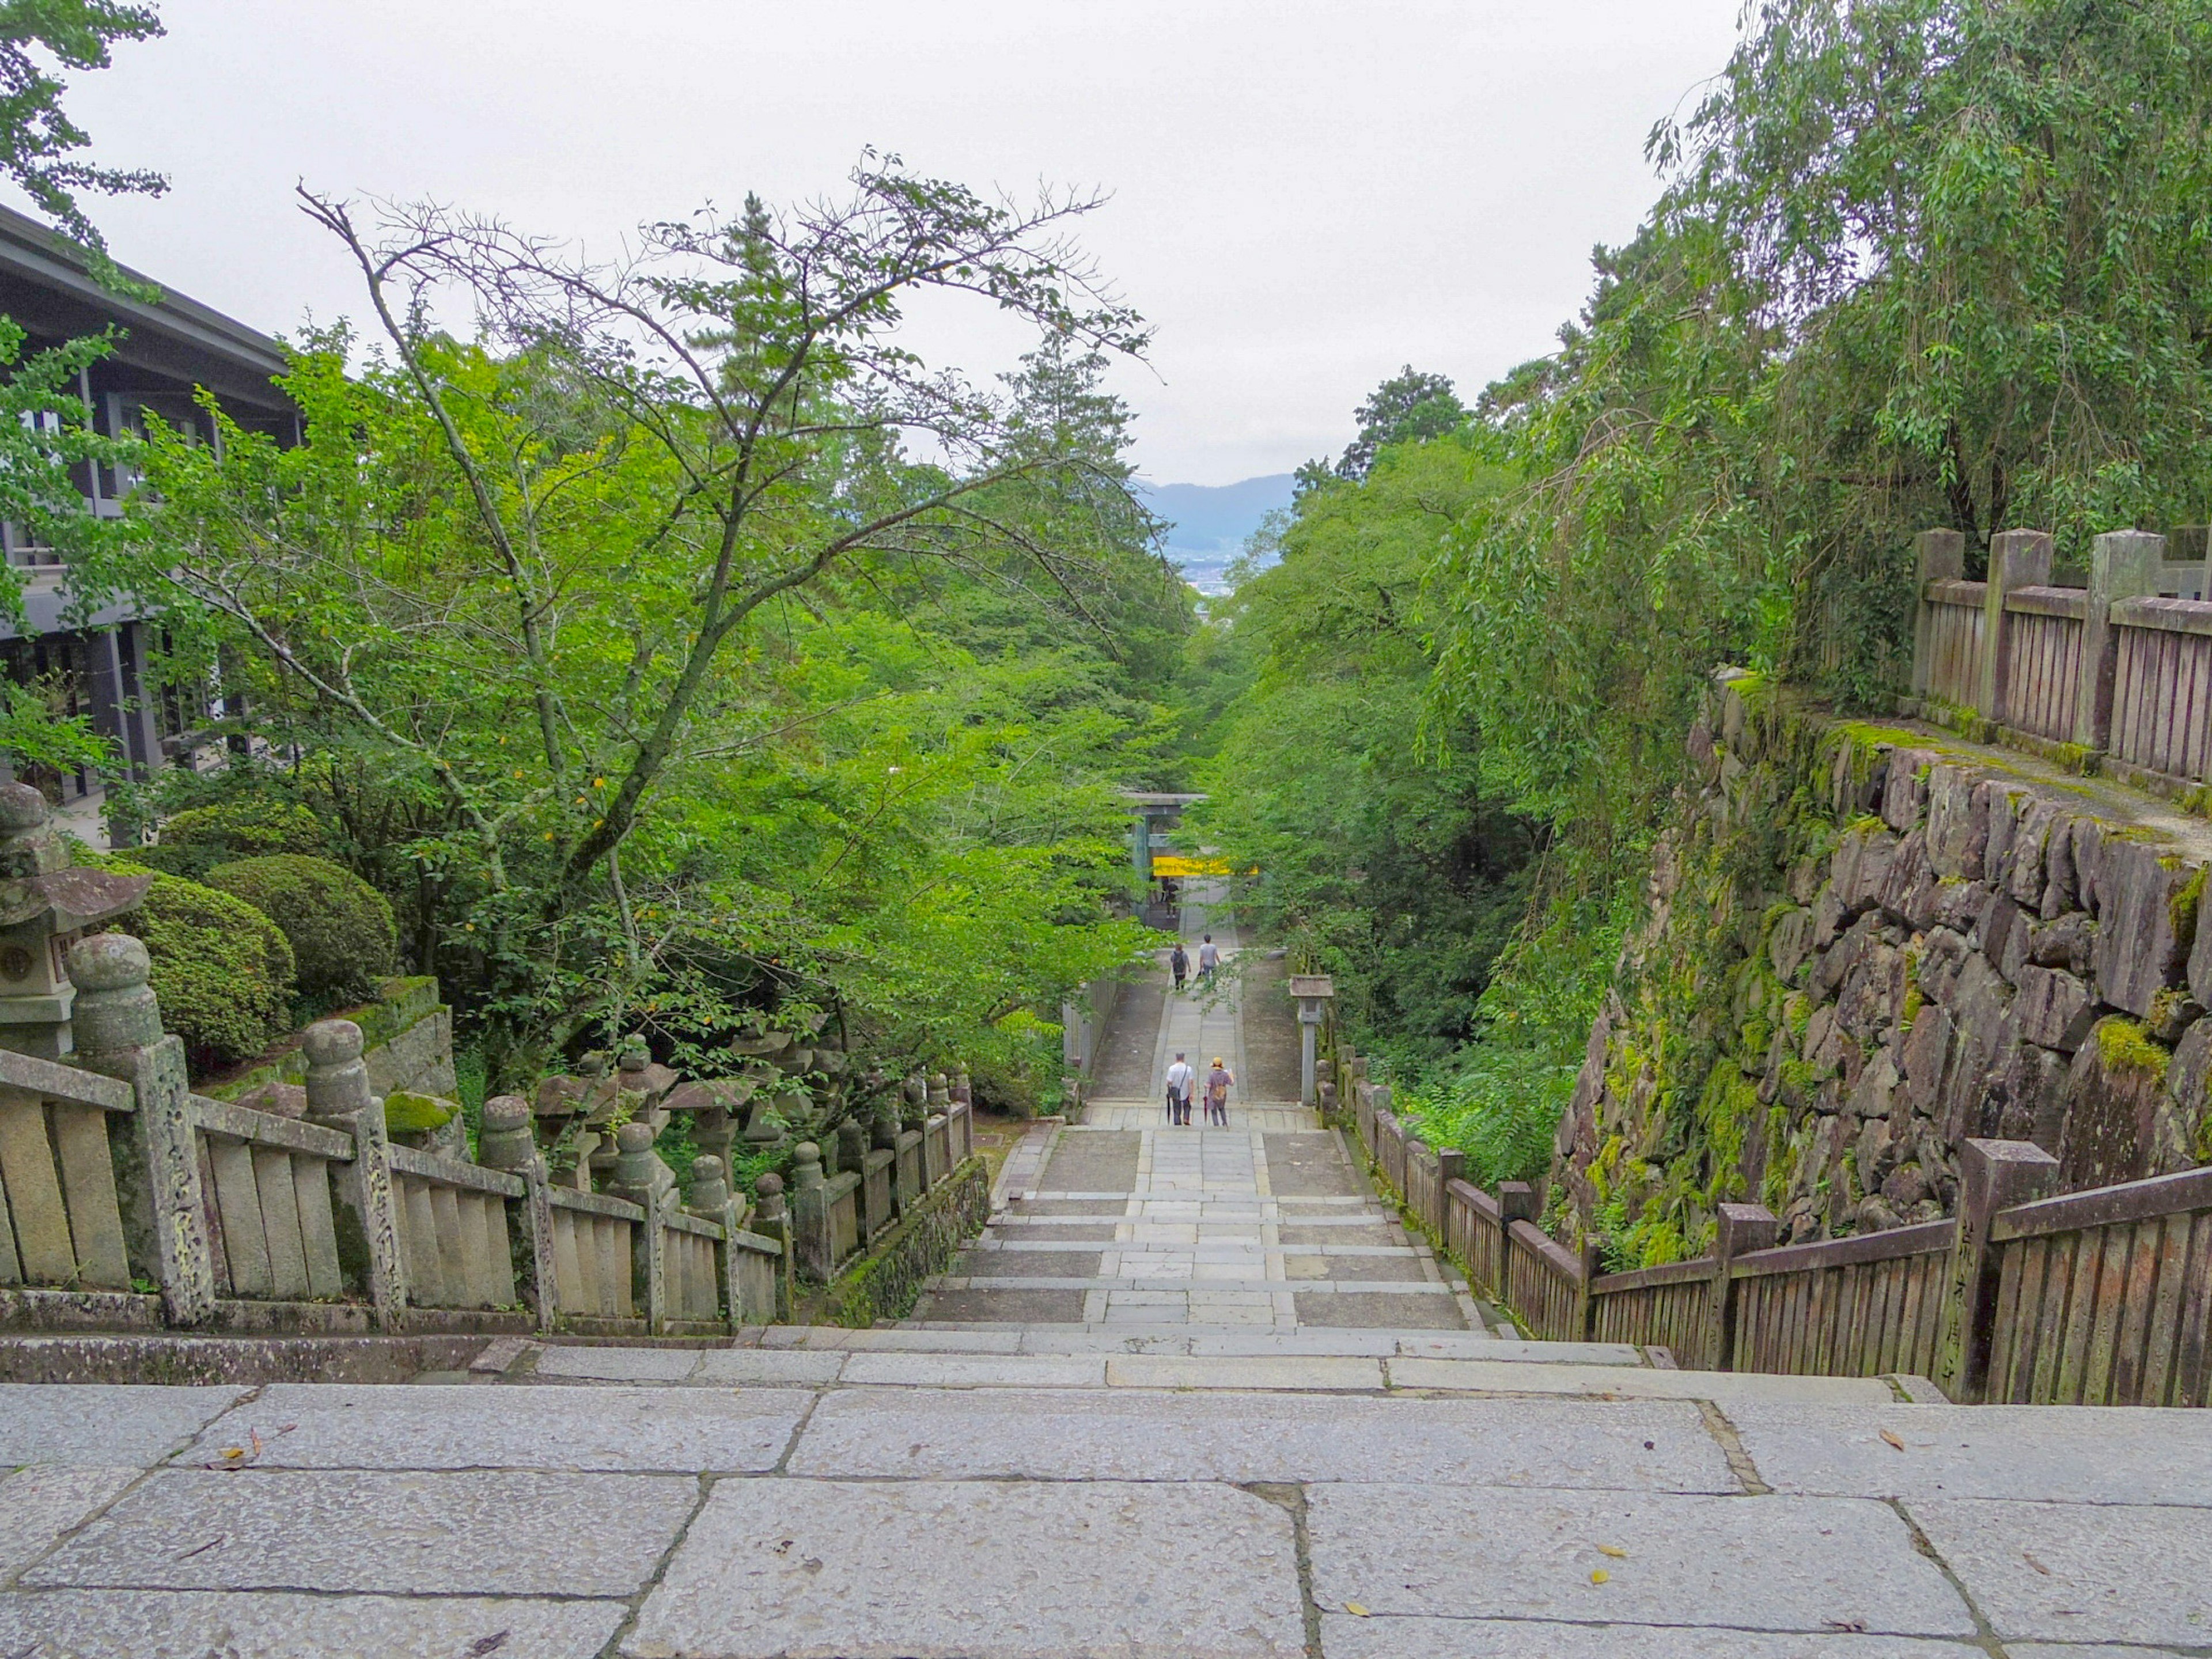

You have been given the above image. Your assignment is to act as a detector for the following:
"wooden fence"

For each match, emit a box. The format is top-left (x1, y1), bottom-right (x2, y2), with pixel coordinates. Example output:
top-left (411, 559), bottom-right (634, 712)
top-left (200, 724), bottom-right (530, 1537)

top-left (1, 935), bottom-right (800, 1338)
top-left (1908, 525), bottom-right (2212, 796)
top-left (1335, 1045), bottom-right (2210, 1405)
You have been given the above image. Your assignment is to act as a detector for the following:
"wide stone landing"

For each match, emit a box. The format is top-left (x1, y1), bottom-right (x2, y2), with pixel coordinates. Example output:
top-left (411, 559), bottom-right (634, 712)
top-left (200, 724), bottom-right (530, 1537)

top-left (3, 1375), bottom-right (2207, 1656)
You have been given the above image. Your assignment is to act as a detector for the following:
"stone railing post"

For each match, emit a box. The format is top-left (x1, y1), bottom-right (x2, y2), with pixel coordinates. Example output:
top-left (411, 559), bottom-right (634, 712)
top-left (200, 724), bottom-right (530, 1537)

top-left (67, 933), bottom-right (214, 1325)
top-left (687, 1155), bottom-right (741, 1331)
top-left (2073, 528), bottom-right (2165, 751)
top-left (610, 1120), bottom-right (671, 1331)
top-left (1979, 529), bottom-right (2053, 722)
top-left (790, 1141), bottom-right (830, 1282)
top-left (1702, 1202), bottom-right (1778, 1371)
top-left (1911, 529), bottom-right (1966, 697)
top-left (479, 1092), bottom-right (559, 1331)
top-left (752, 1171), bottom-right (792, 1321)
top-left (1936, 1137), bottom-right (2059, 1402)
top-left (302, 1018), bottom-right (408, 1327)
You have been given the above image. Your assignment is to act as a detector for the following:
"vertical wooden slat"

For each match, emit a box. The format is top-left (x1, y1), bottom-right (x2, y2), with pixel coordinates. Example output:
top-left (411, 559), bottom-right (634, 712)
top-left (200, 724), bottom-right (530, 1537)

top-left (2138, 1211), bottom-right (2192, 1407)
top-left (0, 1092), bottom-right (74, 1283)
top-left (2112, 1218), bottom-right (2161, 1406)
top-left (404, 1177), bottom-right (446, 1308)
top-left (196, 1138), bottom-right (231, 1296)
top-left (570, 1211), bottom-right (600, 1313)
top-left (429, 1184), bottom-right (472, 1307)
top-left (2030, 1236), bottom-right (2071, 1403)
top-left (51, 1104), bottom-right (128, 1289)
top-left (600, 1218), bottom-right (629, 1317)
top-left (552, 1209), bottom-right (584, 1314)
top-left (1989, 1240), bottom-right (2027, 1402)
top-left (0, 1166), bottom-right (21, 1284)
top-left (293, 1157), bottom-right (343, 1301)
top-left (2085, 1222), bottom-right (2135, 1406)
top-left (252, 1147), bottom-right (310, 1301)
top-left (2177, 1212), bottom-right (2212, 1408)
top-left (209, 1138), bottom-right (272, 1296)
top-left (2055, 1226), bottom-right (2106, 1404)
top-left (487, 1198), bottom-right (517, 1308)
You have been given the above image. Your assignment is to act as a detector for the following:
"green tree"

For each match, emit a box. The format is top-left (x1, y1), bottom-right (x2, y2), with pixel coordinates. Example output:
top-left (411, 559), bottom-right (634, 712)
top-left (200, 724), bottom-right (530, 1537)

top-left (0, 0), bottom-right (165, 252)
top-left (1297, 365), bottom-right (1467, 493)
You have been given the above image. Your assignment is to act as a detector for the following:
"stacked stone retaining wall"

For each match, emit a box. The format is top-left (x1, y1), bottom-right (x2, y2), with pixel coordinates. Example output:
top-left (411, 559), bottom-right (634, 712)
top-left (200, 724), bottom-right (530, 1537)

top-left (1556, 670), bottom-right (2212, 1269)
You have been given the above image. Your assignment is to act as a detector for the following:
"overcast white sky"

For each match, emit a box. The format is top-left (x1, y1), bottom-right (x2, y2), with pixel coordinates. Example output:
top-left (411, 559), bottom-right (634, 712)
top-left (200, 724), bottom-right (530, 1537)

top-left (47, 1), bottom-right (1741, 485)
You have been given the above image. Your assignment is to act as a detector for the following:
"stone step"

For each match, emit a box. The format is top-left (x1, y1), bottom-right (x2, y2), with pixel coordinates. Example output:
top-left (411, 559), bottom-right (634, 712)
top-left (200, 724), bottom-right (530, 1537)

top-left (780, 1324), bottom-right (1627, 1359)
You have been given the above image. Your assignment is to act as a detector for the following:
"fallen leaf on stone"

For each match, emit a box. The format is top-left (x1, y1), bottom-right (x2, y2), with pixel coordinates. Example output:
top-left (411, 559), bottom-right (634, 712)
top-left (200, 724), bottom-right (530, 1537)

top-left (1343, 1603), bottom-right (1370, 1617)
top-left (1590, 1570), bottom-right (1610, 1585)
top-left (1596, 1544), bottom-right (1627, 1558)
top-left (1879, 1430), bottom-right (1906, 1451)
top-left (2024, 1552), bottom-right (2053, 1576)
top-left (174, 1535), bottom-right (226, 1560)
top-left (218, 1448), bottom-right (245, 1461)
top-left (1825, 1620), bottom-right (1867, 1633)
top-left (465, 1636), bottom-right (509, 1657)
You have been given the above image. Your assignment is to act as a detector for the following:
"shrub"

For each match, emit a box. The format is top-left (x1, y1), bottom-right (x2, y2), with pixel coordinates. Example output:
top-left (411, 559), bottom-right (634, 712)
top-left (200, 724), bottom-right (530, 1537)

top-left (202, 854), bottom-right (396, 1001)
top-left (144, 798), bottom-right (327, 880)
top-left (88, 858), bottom-right (297, 1074)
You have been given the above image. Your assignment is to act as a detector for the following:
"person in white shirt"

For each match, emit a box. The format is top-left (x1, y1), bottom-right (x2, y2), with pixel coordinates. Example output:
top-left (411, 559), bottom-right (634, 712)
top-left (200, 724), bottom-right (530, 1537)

top-left (1164, 1053), bottom-right (1195, 1126)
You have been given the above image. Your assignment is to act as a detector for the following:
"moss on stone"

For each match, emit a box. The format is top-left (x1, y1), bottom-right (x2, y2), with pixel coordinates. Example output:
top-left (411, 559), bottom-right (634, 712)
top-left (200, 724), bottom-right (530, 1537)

top-left (382, 1090), bottom-right (460, 1134)
top-left (2094, 1015), bottom-right (2171, 1082)
top-left (2172, 865), bottom-right (2207, 952)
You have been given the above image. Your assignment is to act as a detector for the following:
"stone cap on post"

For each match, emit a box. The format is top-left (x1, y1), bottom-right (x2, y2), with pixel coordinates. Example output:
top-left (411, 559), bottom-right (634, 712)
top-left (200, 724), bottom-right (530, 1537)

top-left (688, 1154), bottom-right (730, 1214)
top-left (753, 1170), bottom-right (786, 1221)
top-left (478, 1094), bottom-right (535, 1171)
top-left (302, 1019), bottom-right (377, 1127)
top-left (65, 933), bottom-right (161, 1065)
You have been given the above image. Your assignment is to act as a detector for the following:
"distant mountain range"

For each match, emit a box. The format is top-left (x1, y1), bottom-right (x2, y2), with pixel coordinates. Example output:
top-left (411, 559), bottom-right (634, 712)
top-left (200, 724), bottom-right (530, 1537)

top-left (1132, 474), bottom-right (1296, 596)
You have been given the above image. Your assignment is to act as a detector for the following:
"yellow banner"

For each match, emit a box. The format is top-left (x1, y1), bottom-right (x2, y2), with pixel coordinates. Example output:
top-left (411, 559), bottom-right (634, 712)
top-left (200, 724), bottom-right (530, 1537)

top-left (1151, 855), bottom-right (1240, 877)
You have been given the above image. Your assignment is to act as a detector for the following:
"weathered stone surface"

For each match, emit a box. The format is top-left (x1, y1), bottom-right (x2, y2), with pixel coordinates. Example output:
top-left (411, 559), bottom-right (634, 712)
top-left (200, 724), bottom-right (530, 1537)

top-left (1381, 1359), bottom-right (1889, 1402)
top-left (1833, 831), bottom-right (1899, 916)
top-left (1103, 1354), bottom-right (1384, 1390)
top-left (787, 1388), bottom-right (1735, 1489)
top-left (180, 1383), bottom-right (810, 1472)
top-left (2059, 1020), bottom-right (2173, 1188)
top-left (838, 1353), bottom-right (1107, 1388)
top-left (2012, 966), bottom-right (2097, 1052)
top-left (1320, 1619), bottom-right (1982, 1658)
top-left (2027, 911), bottom-right (2096, 975)
top-left (1925, 767), bottom-right (1988, 880)
top-left (1729, 1403), bottom-right (2212, 1505)
top-left (0, 1591), bottom-right (626, 1658)
top-left (690, 1349), bottom-right (847, 1384)
top-left (0, 1467), bottom-right (139, 1581)
top-left (1770, 906), bottom-right (1813, 983)
top-left (2088, 839), bottom-right (2192, 1017)
top-left (628, 1479), bottom-right (1306, 1659)
top-left (1881, 751), bottom-right (1931, 832)
top-left (532, 1344), bottom-right (699, 1381)
top-left (2164, 1017), bottom-right (2212, 1154)
top-left (1907, 1498), bottom-right (2212, 1645)
top-left (2006, 798), bottom-right (2061, 910)
top-left (0, 1386), bottom-right (245, 1466)
top-left (27, 1469), bottom-right (697, 1594)
top-left (1306, 1485), bottom-right (1971, 1634)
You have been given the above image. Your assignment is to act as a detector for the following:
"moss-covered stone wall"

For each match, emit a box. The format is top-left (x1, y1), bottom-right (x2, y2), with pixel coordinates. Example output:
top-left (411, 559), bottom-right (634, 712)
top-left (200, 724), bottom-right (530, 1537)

top-left (1552, 671), bottom-right (2212, 1270)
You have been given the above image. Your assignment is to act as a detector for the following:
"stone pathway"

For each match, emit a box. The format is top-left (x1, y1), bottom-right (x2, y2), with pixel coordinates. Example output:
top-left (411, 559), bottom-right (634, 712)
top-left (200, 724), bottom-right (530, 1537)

top-left (7, 892), bottom-right (2206, 1653)
top-left (4, 1363), bottom-right (2210, 1656)
top-left (912, 887), bottom-right (1486, 1334)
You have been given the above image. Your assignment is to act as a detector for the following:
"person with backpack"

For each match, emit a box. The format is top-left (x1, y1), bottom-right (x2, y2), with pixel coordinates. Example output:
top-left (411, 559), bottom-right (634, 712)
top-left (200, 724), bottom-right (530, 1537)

top-left (1165, 1052), bottom-right (1195, 1126)
top-left (1205, 1058), bottom-right (1233, 1126)
top-left (1170, 942), bottom-right (1188, 994)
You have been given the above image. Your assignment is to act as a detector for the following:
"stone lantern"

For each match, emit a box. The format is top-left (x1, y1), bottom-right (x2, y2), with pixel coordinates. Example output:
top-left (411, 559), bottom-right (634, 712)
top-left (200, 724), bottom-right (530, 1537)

top-left (0, 783), bottom-right (153, 1060)
top-left (1287, 974), bottom-right (1335, 1108)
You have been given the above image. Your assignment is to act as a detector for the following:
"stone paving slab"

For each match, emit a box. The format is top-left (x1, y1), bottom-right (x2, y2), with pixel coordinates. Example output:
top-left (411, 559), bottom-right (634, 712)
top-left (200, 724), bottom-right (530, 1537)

top-left (0, 1385), bottom-right (245, 1466)
top-left (837, 1353), bottom-right (1107, 1388)
top-left (1904, 1497), bottom-right (2212, 1646)
top-left (0, 1466), bottom-right (139, 1582)
top-left (1728, 1402), bottom-right (2212, 1505)
top-left (1104, 1354), bottom-right (1386, 1389)
top-left (1387, 1357), bottom-right (1894, 1402)
top-left (692, 1349), bottom-right (847, 1385)
top-left (0, 1589), bottom-right (628, 1658)
top-left (626, 1478), bottom-right (1306, 1659)
top-left (181, 1383), bottom-right (810, 1471)
top-left (787, 1387), bottom-right (1736, 1488)
top-left (1299, 1289), bottom-right (1468, 1328)
top-left (1317, 1618), bottom-right (1986, 1657)
top-left (533, 1343), bottom-right (700, 1381)
top-left (26, 1468), bottom-right (698, 1596)
top-left (1306, 1484), bottom-right (1975, 1635)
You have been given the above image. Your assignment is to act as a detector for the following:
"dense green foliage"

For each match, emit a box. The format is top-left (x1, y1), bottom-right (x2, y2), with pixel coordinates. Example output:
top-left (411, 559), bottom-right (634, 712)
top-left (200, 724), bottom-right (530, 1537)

top-left (97, 860), bottom-right (296, 1071)
top-left (1198, 0), bottom-right (2212, 1202)
top-left (87, 164), bottom-right (1176, 1101)
top-left (141, 799), bottom-right (329, 879)
top-left (202, 854), bottom-right (397, 1001)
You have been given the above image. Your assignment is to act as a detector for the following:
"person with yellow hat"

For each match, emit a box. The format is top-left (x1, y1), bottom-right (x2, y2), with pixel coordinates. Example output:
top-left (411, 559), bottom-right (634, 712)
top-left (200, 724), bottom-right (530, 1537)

top-left (1204, 1056), bottom-right (1233, 1126)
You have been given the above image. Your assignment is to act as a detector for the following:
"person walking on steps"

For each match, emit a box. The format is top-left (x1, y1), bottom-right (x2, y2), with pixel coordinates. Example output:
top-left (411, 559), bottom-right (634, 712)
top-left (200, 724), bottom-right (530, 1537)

top-left (1205, 1057), bottom-right (1234, 1126)
top-left (1197, 934), bottom-right (1221, 989)
top-left (1165, 1052), bottom-right (1195, 1127)
top-left (1170, 941), bottom-right (1188, 994)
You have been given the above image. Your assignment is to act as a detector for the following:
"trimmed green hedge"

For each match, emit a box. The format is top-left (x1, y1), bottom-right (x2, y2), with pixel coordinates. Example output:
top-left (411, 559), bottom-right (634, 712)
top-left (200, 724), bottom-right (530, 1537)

top-left (94, 859), bottom-right (297, 1074)
top-left (203, 854), bottom-right (396, 1000)
top-left (141, 799), bottom-right (328, 880)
